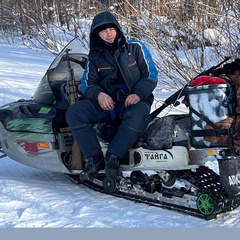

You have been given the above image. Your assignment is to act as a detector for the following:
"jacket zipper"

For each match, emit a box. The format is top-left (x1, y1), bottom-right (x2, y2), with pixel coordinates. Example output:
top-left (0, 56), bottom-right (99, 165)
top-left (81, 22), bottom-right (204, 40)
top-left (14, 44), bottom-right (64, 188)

top-left (114, 50), bottom-right (130, 90)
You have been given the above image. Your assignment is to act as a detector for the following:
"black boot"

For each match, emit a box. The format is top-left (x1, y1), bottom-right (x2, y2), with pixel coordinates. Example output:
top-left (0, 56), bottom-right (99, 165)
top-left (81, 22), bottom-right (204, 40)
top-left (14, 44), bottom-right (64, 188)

top-left (79, 152), bottom-right (104, 181)
top-left (105, 151), bottom-right (121, 178)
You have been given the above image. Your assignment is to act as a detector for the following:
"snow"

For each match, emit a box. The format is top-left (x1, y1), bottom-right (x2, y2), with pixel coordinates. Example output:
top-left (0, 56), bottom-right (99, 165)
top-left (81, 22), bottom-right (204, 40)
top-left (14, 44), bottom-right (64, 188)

top-left (1, 42), bottom-right (240, 238)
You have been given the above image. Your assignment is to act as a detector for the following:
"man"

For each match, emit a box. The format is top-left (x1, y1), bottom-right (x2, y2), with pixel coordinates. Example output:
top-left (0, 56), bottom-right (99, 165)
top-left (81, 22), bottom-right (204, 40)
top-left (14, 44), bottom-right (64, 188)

top-left (66, 11), bottom-right (158, 181)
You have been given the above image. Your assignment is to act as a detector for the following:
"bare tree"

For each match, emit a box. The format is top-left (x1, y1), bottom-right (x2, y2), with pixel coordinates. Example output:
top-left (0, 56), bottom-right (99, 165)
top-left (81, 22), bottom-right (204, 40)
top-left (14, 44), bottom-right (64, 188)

top-left (0, 0), bottom-right (240, 91)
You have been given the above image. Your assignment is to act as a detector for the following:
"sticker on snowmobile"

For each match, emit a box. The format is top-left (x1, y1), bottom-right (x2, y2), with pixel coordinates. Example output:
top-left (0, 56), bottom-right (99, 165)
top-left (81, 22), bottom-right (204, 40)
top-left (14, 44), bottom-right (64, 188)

top-left (144, 150), bottom-right (173, 161)
top-left (6, 119), bottom-right (52, 133)
top-left (228, 173), bottom-right (240, 186)
top-left (38, 107), bottom-right (52, 114)
top-left (128, 146), bottom-right (189, 169)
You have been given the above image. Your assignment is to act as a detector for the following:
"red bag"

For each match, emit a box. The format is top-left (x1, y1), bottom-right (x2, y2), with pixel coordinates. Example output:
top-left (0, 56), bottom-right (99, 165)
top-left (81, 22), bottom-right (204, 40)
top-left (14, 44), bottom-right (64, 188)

top-left (189, 75), bottom-right (227, 87)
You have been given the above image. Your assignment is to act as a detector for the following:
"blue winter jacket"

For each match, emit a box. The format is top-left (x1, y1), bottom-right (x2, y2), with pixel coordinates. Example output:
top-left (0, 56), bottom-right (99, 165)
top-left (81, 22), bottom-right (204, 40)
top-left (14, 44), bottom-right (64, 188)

top-left (80, 11), bottom-right (158, 106)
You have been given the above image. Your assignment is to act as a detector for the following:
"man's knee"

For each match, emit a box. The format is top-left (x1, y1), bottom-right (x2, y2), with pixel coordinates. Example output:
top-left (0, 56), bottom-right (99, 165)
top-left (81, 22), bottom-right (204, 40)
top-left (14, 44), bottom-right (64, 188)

top-left (66, 104), bottom-right (76, 125)
top-left (66, 101), bottom-right (87, 126)
top-left (123, 102), bottom-right (150, 131)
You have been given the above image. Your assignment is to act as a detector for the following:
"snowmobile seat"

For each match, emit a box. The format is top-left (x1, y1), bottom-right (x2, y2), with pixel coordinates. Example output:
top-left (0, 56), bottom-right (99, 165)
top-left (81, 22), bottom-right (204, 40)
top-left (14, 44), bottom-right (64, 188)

top-left (94, 114), bottom-right (190, 150)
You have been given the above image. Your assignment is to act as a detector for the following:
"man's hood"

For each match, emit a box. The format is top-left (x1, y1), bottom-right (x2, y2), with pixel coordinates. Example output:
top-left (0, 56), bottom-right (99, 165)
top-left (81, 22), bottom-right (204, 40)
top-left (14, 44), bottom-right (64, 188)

top-left (89, 11), bottom-right (125, 50)
top-left (90, 11), bottom-right (121, 34)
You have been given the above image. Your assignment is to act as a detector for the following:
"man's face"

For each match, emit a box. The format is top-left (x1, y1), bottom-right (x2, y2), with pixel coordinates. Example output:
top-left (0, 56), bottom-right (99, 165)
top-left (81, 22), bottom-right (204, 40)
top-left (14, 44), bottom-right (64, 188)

top-left (98, 27), bottom-right (117, 44)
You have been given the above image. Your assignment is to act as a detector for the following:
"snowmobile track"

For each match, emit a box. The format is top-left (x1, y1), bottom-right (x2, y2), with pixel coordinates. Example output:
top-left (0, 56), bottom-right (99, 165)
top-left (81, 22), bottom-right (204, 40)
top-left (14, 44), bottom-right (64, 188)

top-left (67, 166), bottom-right (240, 220)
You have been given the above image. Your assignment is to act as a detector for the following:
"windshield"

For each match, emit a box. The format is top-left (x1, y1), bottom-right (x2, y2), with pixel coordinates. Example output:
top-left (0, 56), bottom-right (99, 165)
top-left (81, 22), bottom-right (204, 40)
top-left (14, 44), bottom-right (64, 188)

top-left (33, 37), bottom-right (87, 108)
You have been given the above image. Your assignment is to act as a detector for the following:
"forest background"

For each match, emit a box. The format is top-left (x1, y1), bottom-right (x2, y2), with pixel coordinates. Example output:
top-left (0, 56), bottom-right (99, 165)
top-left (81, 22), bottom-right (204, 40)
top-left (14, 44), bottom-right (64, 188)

top-left (0, 0), bottom-right (240, 92)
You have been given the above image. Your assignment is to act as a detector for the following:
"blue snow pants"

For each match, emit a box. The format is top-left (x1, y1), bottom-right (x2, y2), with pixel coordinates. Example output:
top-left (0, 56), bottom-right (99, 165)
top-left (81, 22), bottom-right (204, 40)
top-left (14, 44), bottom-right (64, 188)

top-left (66, 99), bottom-right (151, 159)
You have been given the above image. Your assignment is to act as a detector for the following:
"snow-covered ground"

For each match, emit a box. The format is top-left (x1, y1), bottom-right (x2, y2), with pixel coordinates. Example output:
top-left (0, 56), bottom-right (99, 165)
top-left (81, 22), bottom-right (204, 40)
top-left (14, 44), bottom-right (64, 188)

top-left (0, 42), bottom-right (240, 238)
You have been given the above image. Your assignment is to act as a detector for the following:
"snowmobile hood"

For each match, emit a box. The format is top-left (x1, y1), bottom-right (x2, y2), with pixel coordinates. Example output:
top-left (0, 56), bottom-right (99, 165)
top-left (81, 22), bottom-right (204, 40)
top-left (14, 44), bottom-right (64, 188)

top-left (89, 11), bottom-right (126, 49)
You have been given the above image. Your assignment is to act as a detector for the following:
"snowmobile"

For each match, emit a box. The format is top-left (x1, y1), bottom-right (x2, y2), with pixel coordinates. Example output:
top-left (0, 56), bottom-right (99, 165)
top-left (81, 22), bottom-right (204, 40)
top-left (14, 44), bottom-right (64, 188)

top-left (1, 37), bottom-right (240, 220)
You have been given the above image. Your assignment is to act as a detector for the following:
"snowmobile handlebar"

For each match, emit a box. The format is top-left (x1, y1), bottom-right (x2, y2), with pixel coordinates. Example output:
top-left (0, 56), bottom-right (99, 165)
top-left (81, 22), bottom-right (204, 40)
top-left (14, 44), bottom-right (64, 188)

top-left (63, 55), bottom-right (86, 69)
top-left (150, 56), bottom-right (231, 120)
